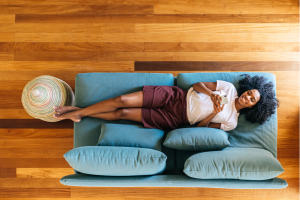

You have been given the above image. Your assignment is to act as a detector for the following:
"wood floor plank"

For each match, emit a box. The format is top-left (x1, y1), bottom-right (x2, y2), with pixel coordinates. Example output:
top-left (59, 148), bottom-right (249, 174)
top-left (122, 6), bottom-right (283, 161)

top-left (15, 33), bottom-right (299, 42)
top-left (0, 109), bottom-right (36, 118)
top-left (0, 81), bottom-right (74, 90)
top-left (136, 23), bottom-right (299, 33)
top-left (135, 61), bottom-right (300, 71)
top-left (0, 23), bottom-right (135, 33)
top-left (277, 158), bottom-right (299, 178)
top-left (0, 90), bottom-right (35, 109)
top-left (70, 187), bottom-right (299, 199)
top-left (0, 42), bottom-right (143, 52)
top-left (144, 42), bottom-right (300, 52)
top-left (0, 168), bottom-right (16, 178)
top-left (0, 198), bottom-right (124, 200)
top-left (278, 119), bottom-right (299, 130)
top-left (16, 14), bottom-right (300, 23)
top-left (14, 52), bottom-right (299, 61)
top-left (0, 4), bottom-right (154, 14)
top-left (0, 0), bottom-right (298, 5)
top-left (276, 138), bottom-right (299, 148)
top-left (0, 61), bottom-right (134, 71)
top-left (0, 14), bottom-right (15, 23)
top-left (278, 129), bottom-right (299, 141)
top-left (0, 52), bottom-right (14, 60)
top-left (0, 129), bottom-right (73, 139)
top-left (0, 138), bottom-right (73, 148)
top-left (16, 168), bottom-right (74, 178)
top-left (277, 149), bottom-right (299, 158)
top-left (154, 4), bottom-right (299, 14)
top-left (186, 0), bottom-right (300, 6)
top-left (0, 71), bottom-right (88, 80)
top-left (0, 148), bottom-right (72, 158)
top-left (0, 119), bottom-right (73, 128)
top-left (0, 158), bottom-right (70, 168)
top-left (0, 33), bottom-right (14, 42)
top-left (0, 188), bottom-right (70, 198)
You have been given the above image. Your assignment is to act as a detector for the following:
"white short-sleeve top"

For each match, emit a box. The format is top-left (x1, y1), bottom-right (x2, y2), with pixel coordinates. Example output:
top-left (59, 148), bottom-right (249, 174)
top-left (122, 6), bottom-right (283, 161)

top-left (186, 80), bottom-right (240, 131)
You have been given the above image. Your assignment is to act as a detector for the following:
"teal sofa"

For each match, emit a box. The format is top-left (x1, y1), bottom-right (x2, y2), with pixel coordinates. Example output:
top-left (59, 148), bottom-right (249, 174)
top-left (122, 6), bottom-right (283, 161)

top-left (60, 72), bottom-right (288, 189)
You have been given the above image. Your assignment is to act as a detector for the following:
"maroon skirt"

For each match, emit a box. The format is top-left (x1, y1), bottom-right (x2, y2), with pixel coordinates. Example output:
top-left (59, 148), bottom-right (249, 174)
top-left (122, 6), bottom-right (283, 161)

top-left (141, 85), bottom-right (189, 130)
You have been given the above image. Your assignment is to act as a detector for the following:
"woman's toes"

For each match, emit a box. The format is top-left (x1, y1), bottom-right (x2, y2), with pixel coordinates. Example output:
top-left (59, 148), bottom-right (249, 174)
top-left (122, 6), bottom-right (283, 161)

top-left (53, 112), bottom-right (81, 123)
top-left (53, 113), bottom-right (67, 120)
top-left (53, 106), bottom-right (60, 114)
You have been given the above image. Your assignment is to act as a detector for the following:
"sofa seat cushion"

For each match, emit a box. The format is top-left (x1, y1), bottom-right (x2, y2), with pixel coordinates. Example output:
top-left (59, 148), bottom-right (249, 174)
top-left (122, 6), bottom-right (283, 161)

top-left (97, 124), bottom-right (164, 151)
top-left (163, 127), bottom-right (230, 151)
top-left (177, 72), bottom-right (278, 158)
top-left (64, 146), bottom-right (167, 176)
top-left (183, 147), bottom-right (284, 180)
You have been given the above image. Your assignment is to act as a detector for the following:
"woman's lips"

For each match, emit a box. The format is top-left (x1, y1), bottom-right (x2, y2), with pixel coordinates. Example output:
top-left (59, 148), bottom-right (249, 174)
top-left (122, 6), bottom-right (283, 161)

top-left (241, 95), bottom-right (246, 103)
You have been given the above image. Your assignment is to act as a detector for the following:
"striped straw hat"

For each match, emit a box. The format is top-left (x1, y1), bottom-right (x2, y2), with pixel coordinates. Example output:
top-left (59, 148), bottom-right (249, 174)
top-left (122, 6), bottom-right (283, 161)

top-left (21, 75), bottom-right (75, 122)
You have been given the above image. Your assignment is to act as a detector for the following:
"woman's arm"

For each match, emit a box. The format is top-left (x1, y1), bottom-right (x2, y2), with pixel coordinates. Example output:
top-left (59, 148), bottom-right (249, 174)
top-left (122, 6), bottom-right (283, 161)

top-left (193, 82), bottom-right (220, 104)
top-left (196, 114), bottom-right (222, 129)
top-left (193, 82), bottom-right (217, 96)
top-left (196, 113), bottom-right (217, 127)
top-left (196, 101), bottom-right (224, 129)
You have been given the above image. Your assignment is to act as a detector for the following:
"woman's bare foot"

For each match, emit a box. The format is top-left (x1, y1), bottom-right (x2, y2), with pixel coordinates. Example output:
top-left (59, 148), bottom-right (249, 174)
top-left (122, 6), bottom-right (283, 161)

top-left (53, 110), bottom-right (82, 122)
top-left (53, 106), bottom-right (80, 116)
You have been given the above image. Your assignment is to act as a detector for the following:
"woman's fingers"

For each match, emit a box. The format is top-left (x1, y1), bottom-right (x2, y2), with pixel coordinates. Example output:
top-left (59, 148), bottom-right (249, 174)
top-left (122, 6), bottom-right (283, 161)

top-left (213, 102), bottom-right (225, 114)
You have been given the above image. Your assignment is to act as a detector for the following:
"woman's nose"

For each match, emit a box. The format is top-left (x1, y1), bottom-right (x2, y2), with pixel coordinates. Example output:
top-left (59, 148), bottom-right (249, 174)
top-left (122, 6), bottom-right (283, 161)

top-left (246, 95), bottom-right (251, 101)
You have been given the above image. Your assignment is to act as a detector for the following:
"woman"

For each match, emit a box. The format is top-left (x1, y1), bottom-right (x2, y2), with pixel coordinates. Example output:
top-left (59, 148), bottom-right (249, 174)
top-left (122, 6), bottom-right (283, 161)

top-left (53, 74), bottom-right (279, 131)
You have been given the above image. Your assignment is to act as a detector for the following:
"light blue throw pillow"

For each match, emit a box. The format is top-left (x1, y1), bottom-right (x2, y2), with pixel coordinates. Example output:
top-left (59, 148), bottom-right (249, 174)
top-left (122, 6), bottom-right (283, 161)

top-left (163, 127), bottom-right (230, 151)
top-left (183, 147), bottom-right (284, 180)
top-left (64, 146), bottom-right (167, 176)
top-left (97, 124), bottom-right (164, 151)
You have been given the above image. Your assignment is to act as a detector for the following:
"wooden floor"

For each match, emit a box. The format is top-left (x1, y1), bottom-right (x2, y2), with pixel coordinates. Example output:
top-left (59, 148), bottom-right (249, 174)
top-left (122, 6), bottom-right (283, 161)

top-left (0, 0), bottom-right (299, 199)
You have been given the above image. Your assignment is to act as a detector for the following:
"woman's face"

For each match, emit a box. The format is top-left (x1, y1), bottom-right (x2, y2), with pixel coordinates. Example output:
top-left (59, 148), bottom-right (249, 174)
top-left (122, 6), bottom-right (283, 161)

top-left (239, 89), bottom-right (261, 108)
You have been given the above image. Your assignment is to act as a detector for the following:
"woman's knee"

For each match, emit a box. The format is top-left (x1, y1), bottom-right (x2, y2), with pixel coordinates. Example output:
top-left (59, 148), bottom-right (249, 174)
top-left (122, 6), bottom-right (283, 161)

top-left (115, 108), bottom-right (128, 119)
top-left (116, 91), bottom-right (144, 108)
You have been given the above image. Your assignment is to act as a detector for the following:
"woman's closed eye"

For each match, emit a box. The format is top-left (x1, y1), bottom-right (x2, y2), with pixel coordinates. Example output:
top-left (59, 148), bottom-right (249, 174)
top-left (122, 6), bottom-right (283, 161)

top-left (247, 91), bottom-right (255, 102)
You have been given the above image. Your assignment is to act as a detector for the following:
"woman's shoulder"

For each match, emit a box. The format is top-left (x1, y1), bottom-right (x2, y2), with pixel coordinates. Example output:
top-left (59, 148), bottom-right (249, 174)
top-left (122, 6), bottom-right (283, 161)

top-left (217, 80), bottom-right (237, 95)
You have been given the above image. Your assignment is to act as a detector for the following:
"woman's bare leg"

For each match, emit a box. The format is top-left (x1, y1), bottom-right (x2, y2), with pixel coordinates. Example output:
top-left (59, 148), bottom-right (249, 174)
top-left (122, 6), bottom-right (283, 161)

top-left (53, 91), bottom-right (143, 122)
top-left (54, 107), bottom-right (142, 123)
top-left (89, 108), bottom-right (142, 123)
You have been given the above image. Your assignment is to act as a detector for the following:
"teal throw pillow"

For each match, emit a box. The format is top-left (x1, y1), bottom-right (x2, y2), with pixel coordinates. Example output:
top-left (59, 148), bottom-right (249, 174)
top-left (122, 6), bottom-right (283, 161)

top-left (183, 147), bottom-right (284, 180)
top-left (163, 127), bottom-right (230, 151)
top-left (64, 146), bottom-right (167, 176)
top-left (97, 124), bottom-right (164, 151)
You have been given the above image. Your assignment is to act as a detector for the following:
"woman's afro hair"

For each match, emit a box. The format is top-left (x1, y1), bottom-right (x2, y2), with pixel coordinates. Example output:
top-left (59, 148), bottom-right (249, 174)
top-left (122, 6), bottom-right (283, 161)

top-left (237, 74), bottom-right (279, 124)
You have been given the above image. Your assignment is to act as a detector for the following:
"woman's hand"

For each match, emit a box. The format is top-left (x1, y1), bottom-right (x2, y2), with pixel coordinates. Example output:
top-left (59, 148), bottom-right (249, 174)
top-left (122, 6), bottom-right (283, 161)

top-left (212, 101), bottom-right (225, 115)
top-left (210, 93), bottom-right (221, 106)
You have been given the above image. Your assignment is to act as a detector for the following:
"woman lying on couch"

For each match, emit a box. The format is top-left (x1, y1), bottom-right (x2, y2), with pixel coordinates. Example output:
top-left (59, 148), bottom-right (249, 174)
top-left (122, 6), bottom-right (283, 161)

top-left (53, 74), bottom-right (279, 131)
